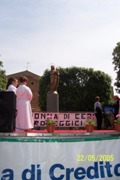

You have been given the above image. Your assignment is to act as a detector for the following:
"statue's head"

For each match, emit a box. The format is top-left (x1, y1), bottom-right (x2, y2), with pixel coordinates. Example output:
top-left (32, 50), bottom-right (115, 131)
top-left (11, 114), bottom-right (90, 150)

top-left (51, 65), bottom-right (55, 70)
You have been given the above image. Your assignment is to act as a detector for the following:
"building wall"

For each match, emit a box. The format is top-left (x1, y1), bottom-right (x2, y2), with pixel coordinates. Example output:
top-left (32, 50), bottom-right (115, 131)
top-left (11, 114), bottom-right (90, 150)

top-left (7, 70), bottom-right (40, 112)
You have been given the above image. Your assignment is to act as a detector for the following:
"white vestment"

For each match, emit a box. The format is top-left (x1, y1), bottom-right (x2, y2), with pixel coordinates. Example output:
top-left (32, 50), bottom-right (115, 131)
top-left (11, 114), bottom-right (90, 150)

top-left (16, 85), bottom-right (33, 131)
top-left (7, 84), bottom-right (17, 94)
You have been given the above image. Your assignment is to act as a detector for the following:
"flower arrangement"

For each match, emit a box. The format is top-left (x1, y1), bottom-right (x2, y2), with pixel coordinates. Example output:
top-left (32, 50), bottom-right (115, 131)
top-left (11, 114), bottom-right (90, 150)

top-left (46, 115), bottom-right (56, 125)
top-left (85, 115), bottom-right (95, 126)
top-left (85, 115), bottom-right (95, 132)
top-left (114, 114), bottom-right (120, 124)
top-left (46, 116), bottom-right (56, 133)
top-left (114, 114), bottom-right (120, 131)
top-left (85, 119), bottom-right (95, 126)
top-left (46, 119), bottom-right (56, 126)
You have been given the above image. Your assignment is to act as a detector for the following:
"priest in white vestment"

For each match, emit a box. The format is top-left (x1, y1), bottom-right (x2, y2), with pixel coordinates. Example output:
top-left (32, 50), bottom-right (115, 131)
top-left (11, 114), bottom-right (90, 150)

top-left (15, 76), bottom-right (33, 132)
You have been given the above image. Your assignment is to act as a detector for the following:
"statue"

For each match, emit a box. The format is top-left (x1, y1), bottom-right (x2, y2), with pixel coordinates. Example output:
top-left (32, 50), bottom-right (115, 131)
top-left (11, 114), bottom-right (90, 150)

top-left (50, 65), bottom-right (60, 93)
top-left (47, 65), bottom-right (60, 112)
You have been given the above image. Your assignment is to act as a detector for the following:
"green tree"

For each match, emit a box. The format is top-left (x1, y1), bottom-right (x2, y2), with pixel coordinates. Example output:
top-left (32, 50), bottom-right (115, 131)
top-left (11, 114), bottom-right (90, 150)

top-left (0, 61), bottom-right (7, 90)
top-left (39, 67), bottom-right (112, 111)
top-left (39, 69), bottom-right (49, 110)
top-left (112, 42), bottom-right (120, 93)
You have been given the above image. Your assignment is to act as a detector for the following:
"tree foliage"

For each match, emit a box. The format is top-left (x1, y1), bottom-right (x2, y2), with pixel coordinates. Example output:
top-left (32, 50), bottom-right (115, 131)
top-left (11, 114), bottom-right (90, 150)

top-left (39, 69), bottom-right (49, 110)
top-left (39, 67), bottom-right (112, 112)
top-left (0, 61), bottom-right (7, 90)
top-left (112, 42), bottom-right (120, 93)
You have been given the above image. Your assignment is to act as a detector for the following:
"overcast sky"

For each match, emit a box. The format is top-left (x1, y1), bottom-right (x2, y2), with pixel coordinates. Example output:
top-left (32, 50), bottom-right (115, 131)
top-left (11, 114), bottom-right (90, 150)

top-left (0, 0), bottom-right (120, 91)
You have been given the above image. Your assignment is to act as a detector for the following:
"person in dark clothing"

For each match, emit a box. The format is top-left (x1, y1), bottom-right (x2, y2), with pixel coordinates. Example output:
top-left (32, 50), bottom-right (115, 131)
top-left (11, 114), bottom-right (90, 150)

top-left (113, 95), bottom-right (119, 119)
top-left (94, 96), bottom-right (103, 130)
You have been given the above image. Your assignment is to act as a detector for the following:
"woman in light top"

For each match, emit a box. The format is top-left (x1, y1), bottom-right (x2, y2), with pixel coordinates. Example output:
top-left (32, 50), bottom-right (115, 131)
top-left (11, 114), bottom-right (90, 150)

top-left (15, 76), bottom-right (33, 132)
top-left (6, 77), bottom-right (18, 94)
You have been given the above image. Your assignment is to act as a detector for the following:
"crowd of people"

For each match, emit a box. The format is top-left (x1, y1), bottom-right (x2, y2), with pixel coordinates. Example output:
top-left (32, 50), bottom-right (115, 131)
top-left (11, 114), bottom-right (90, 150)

top-left (6, 74), bottom-right (120, 132)
top-left (6, 76), bottom-right (33, 132)
top-left (94, 95), bottom-right (120, 130)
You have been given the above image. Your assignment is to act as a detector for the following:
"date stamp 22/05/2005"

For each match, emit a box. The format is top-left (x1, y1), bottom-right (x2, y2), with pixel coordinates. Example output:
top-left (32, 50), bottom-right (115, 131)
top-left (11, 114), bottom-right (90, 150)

top-left (76, 154), bottom-right (114, 162)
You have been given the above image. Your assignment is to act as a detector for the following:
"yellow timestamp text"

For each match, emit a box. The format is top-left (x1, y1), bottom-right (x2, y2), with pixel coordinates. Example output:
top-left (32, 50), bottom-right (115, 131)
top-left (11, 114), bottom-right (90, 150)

top-left (76, 154), bottom-right (114, 162)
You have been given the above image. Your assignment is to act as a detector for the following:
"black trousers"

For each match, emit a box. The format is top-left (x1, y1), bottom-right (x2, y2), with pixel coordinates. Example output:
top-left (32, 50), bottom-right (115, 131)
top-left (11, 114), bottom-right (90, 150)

top-left (95, 113), bottom-right (102, 130)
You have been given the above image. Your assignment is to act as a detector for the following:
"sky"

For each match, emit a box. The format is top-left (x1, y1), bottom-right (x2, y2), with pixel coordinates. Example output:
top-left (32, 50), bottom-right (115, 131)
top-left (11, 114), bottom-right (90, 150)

top-left (0, 0), bottom-right (120, 93)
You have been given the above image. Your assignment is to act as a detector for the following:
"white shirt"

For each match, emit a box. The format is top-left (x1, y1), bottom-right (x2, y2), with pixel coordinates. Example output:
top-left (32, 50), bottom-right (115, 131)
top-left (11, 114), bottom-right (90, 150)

top-left (7, 84), bottom-right (17, 94)
top-left (94, 101), bottom-right (102, 112)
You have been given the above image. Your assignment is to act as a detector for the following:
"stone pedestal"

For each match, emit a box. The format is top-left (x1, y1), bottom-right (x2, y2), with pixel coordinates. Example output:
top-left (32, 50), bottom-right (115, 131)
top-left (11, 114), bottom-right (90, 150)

top-left (47, 92), bottom-right (59, 112)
